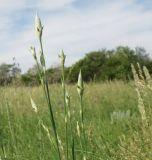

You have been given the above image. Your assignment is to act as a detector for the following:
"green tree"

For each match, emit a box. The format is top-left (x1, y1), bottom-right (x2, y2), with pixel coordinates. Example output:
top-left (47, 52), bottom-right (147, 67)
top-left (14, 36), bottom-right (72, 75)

top-left (67, 46), bottom-right (152, 82)
top-left (0, 63), bottom-right (14, 85)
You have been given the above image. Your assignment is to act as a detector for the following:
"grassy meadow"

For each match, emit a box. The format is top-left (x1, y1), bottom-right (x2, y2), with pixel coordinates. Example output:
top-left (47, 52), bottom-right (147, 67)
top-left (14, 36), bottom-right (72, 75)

top-left (1, 16), bottom-right (152, 160)
top-left (0, 81), bottom-right (152, 159)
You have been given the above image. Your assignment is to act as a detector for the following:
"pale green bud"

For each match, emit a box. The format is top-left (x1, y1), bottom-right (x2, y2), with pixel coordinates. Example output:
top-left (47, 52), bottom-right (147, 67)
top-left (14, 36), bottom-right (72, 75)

top-left (65, 115), bottom-right (67, 123)
top-left (59, 50), bottom-right (66, 66)
top-left (80, 109), bottom-right (82, 116)
top-left (65, 91), bottom-right (70, 106)
top-left (40, 51), bottom-right (45, 67)
top-left (68, 110), bottom-right (71, 119)
top-left (76, 121), bottom-right (80, 137)
top-left (83, 156), bottom-right (86, 160)
top-left (35, 14), bottom-right (43, 40)
top-left (77, 70), bottom-right (84, 97)
top-left (30, 47), bottom-right (37, 60)
top-left (30, 97), bottom-right (38, 113)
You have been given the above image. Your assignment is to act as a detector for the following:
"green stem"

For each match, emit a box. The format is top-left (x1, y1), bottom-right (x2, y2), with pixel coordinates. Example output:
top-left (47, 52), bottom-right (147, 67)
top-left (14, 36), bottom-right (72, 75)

top-left (67, 96), bottom-right (75, 160)
top-left (61, 63), bottom-right (69, 160)
top-left (39, 38), bottom-right (61, 160)
top-left (38, 120), bottom-right (43, 160)
top-left (80, 96), bottom-right (87, 160)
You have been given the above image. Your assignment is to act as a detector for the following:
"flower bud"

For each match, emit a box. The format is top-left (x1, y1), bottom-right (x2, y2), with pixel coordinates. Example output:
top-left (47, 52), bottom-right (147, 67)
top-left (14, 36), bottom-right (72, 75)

top-left (35, 14), bottom-right (43, 40)
top-left (76, 121), bottom-right (80, 137)
top-left (143, 66), bottom-right (151, 80)
top-left (40, 51), bottom-right (45, 67)
top-left (30, 97), bottom-right (38, 113)
top-left (30, 47), bottom-right (37, 60)
top-left (65, 91), bottom-right (70, 106)
top-left (59, 50), bottom-right (66, 66)
top-left (65, 115), bottom-right (67, 123)
top-left (77, 70), bottom-right (84, 97)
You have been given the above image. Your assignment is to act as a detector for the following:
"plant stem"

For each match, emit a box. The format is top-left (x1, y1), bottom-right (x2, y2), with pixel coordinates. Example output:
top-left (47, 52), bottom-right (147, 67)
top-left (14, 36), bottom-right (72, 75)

top-left (61, 62), bottom-right (69, 160)
top-left (38, 38), bottom-right (61, 160)
top-left (80, 95), bottom-right (87, 160)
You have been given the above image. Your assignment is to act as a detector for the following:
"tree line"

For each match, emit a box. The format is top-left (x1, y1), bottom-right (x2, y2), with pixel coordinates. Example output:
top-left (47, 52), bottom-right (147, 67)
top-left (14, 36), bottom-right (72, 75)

top-left (0, 46), bottom-right (152, 86)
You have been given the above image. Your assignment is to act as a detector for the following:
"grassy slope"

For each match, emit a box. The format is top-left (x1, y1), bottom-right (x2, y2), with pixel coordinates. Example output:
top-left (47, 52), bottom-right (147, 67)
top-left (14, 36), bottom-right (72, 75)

top-left (0, 81), bottom-right (151, 159)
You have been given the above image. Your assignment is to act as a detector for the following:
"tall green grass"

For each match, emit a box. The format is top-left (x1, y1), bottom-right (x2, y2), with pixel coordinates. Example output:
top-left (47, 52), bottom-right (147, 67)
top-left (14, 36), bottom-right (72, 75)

top-left (1, 80), bottom-right (152, 159)
top-left (0, 15), bottom-right (152, 160)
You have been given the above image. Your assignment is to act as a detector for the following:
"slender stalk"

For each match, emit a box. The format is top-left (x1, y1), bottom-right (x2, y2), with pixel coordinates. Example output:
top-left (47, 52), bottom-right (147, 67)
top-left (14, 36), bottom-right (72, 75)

top-left (38, 38), bottom-right (61, 160)
top-left (80, 96), bottom-right (87, 160)
top-left (77, 70), bottom-right (87, 160)
top-left (68, 100), bottom-right (74, 159)
top-left (66, 92), bottom-right (75, 160)
top-left (60, 54), bottom-right (69, 160)
top-left (32, 15), bottom-right (62, 157)
top-left (31, 37), bottom-right (61, 159)
top-left (72, 137), bottom-right (75, 160)
top-left (38, 120), bottom-right (43, 160)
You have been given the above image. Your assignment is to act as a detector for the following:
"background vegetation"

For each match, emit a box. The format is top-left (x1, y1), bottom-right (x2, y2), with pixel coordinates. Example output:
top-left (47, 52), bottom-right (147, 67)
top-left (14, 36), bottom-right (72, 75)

top-left (0, 46), bottom-right (152, 86)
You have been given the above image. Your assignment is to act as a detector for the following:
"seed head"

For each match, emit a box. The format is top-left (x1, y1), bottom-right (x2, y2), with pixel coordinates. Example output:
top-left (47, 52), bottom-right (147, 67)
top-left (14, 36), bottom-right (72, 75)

top-left (30, 97), bottom-right (38, 113)
top-left (65, 115), bottom-right (67, 123)
top-left (77, 70), bottom-right (84, 97)
top-left (30, 47), bottom-right (37, 60)
top-left (143, 66), bottom-right (151, 81)
top-left (40, 51), bottom-right (45, 67)
top-left (59, 50), bottom-right (66, 66)
top-left (76, 121), bottom-right (80, 137)
top-left (137, 62), bottom-right (144, 81)
top-left (83, 155), bottom-right (86, 160)
top-left (136, 88), bottom-right (147, 124)
top-left (65, 91), bottom-right (70, 106)
top-left (68, 110), bottom-right (71, 119)
top-left (35, 14), bottom-right (43, 40)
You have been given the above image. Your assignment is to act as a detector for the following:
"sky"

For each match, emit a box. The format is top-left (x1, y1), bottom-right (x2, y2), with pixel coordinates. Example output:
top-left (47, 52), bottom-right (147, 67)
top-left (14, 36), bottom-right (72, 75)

top-left (0, 0), bottom-right (152, 72)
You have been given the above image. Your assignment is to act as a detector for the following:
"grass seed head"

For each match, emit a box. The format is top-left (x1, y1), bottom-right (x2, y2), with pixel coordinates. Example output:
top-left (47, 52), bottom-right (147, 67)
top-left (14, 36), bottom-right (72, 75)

top-left (65, 91), bottom-right (70, 106)
top-left (136, 88), bottom-right (147, 124)
top-left (30, 47), bottom-right (37, 60)
top-left (77, 70), bottom-right (84, 97)
top-left (137, 62), bottom-right (145, 81)
top-left (30, 97), bottom-right (38, 113)
top-left (59, 50), bottom-right (66, 66)
top-left (35, 14), bottom-right (43, 40)
top-left (40, 50), bottom-right (45, 67)
top-left (143, 66), bottom-right (151, 81)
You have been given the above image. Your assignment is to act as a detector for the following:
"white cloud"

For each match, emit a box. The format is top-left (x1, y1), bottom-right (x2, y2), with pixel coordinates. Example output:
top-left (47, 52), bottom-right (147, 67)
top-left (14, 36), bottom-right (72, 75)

top-left (0, 0), bottom-right (152, 72)
top-left (35, 0), bottom-right (76, 10)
